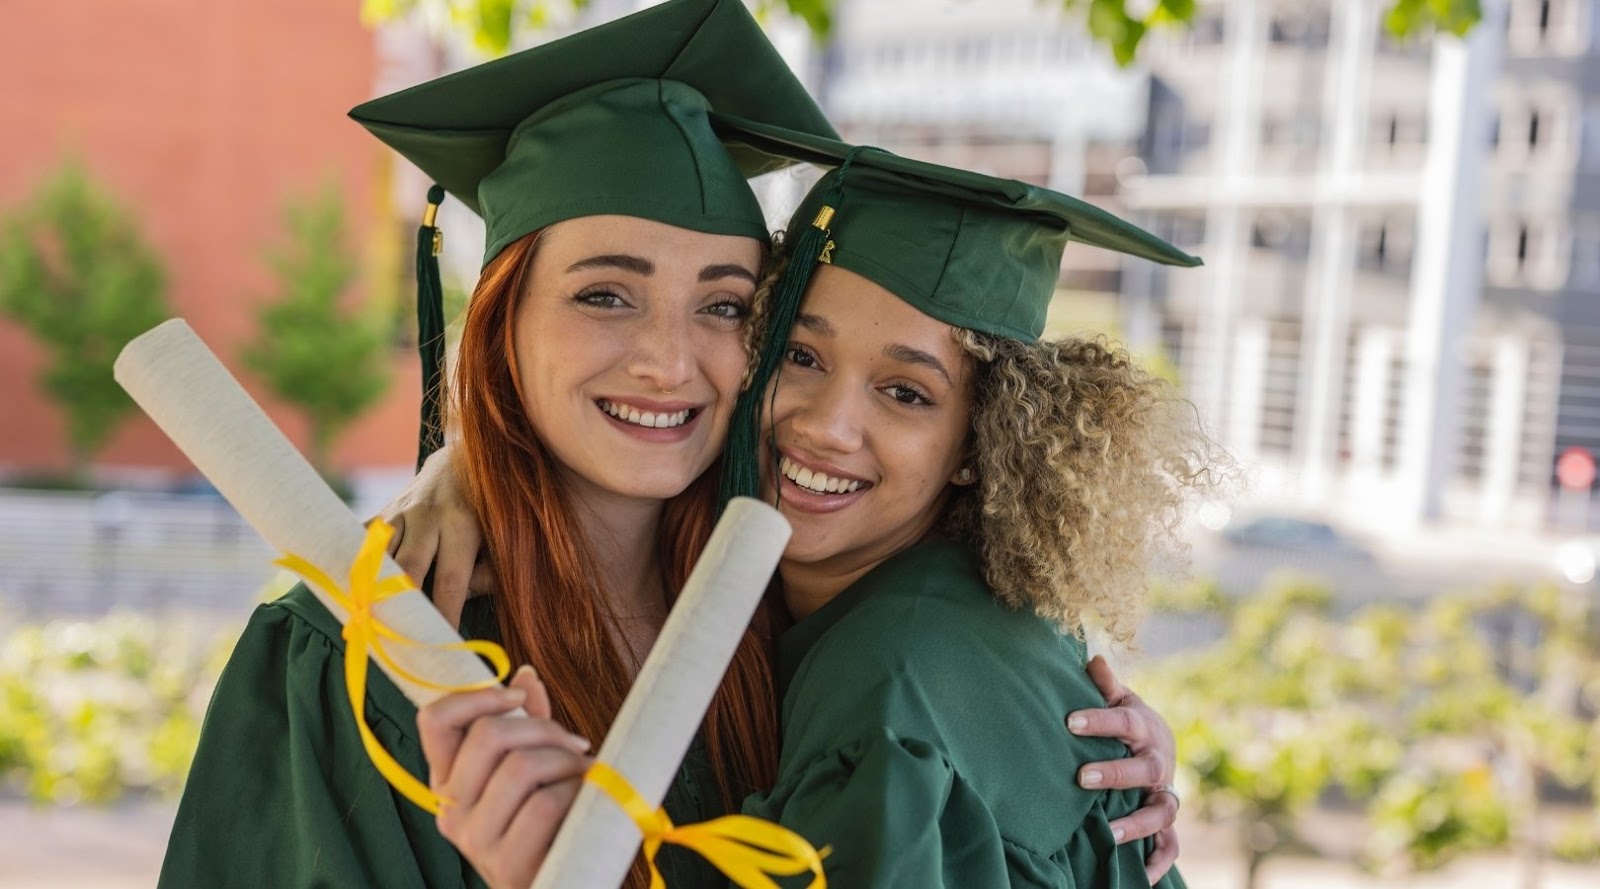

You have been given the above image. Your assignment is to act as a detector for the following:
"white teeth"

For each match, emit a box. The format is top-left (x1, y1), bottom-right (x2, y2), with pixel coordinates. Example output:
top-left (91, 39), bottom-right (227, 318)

top-left (779, 456), bottom-right (864, 495)
top-left (599, 401), bottom-right (691, 429)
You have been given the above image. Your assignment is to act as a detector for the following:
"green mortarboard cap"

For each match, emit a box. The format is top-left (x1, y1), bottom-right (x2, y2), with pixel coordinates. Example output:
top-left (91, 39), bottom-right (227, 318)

top-left (350, 0), bottom-right (837, 264)
top-left (712, 115), bottom-right (1201, 506)
top-left (711, 113), bottom-right (1201, 342)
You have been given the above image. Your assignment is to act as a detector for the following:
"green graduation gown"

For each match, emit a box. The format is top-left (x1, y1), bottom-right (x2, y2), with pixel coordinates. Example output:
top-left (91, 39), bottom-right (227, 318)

top-left (158, 583), bottom-right (727, 889)
top-left (742, 538), bottom-right (1186, 889)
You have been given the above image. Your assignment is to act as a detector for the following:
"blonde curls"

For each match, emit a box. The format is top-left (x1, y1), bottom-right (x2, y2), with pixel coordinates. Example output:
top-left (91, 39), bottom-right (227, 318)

top-left (945, 332), bottom-right (1225, 643)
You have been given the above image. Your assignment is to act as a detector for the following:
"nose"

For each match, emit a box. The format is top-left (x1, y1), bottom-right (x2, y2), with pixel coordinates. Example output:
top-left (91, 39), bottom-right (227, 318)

top-left (626, 309), bottom-right (695, 394)
top-left (778, 370), bottom-right (865, 456)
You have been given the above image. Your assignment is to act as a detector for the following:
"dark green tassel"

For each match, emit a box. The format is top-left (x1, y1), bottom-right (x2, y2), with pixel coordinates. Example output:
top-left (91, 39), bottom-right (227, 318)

top-left (415, 184), bottom-right (447, 472)
top-left (719, 171), bottom-right (849, 510)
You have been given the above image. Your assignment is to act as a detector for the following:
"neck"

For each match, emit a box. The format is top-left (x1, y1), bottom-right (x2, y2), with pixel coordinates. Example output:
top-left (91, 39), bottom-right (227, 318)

top-left (560, 471), bottom-right (669, 621)
top-left (778, 497), bottom-right (950, 622)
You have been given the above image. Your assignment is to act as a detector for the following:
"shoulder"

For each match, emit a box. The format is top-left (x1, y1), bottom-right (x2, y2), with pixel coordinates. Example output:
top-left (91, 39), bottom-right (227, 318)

top-left (808, 540), bottom-right (1075, 685)
top-left (783, 541), bottom-right (1102, 751)
top-left (223, 582), bottom-right (417, 728)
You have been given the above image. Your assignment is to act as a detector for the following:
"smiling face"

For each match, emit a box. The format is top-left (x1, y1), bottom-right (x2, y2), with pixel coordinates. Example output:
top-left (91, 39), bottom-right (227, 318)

top-left (513, 214), bottom-right (761, 506)
top-left (764, 264), bottom-right (976, 591)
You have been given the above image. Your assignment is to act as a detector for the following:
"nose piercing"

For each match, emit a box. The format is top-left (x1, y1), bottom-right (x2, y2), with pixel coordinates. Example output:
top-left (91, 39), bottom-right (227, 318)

top-left (660, 384), bottom-right (679, 395)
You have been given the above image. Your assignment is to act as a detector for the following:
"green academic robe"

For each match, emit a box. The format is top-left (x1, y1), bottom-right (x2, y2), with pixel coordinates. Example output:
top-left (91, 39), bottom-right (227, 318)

top-left (158, 583), bottom-right (727, 889)
top-left (742, 538), bottom-right (1186, 889)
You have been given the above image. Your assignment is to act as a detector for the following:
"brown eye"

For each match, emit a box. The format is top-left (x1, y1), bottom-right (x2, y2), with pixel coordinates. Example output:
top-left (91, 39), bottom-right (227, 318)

top-left (885, 384), bottom-right (932, 406)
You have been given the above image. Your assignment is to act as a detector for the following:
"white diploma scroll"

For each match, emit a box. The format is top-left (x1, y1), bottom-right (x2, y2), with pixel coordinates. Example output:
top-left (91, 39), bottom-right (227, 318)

top-left (115, 319), bottom-right (793, 888)
top-left (532, 495), bottom-right (790, 889)
top-left (114, 319), bottom-right (492, 702)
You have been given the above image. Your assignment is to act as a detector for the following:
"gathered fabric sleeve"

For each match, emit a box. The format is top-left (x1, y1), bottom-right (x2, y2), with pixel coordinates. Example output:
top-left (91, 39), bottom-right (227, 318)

top-left (158, 584), bottom-right (484, 889)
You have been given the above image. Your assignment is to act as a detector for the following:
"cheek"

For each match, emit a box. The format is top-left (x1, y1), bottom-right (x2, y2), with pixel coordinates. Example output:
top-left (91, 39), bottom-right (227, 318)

top-left (702, 332), bottom-right (752, 400)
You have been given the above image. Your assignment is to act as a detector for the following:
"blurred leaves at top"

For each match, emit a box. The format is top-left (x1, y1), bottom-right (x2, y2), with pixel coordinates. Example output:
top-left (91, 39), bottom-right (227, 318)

top-left (359, 0), bottom-right (1483, 67)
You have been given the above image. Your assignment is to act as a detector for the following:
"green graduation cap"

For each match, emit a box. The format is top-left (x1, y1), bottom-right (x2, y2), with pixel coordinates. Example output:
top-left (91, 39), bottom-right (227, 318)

top-left (347, 0), bottom-right (838, 468)
top-left (708, 115), bottom-right (1202, 503)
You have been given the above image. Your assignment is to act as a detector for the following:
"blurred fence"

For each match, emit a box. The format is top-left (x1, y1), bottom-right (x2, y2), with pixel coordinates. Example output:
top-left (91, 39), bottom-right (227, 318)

top-left (0, 488), bottom-right (283, 618)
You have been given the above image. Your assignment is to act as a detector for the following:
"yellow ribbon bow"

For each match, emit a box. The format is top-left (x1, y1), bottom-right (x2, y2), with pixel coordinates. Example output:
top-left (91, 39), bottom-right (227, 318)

top-left (276, 519), bottom-right (510, 814)
top-left (586, 761), bottom-right (829, 889)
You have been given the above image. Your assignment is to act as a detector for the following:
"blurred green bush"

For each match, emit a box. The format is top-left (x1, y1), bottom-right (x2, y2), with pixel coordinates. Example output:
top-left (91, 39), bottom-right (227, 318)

top-left (0, 610), bottom-right (233, 804)
top-left (1136, 574), bottom-right (1600, 887)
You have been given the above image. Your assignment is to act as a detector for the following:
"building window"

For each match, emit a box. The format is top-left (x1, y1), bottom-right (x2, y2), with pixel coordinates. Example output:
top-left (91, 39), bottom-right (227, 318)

top-left (1487, 217), bottom-right (1572, 290)
top-left (1358, 216), bottom-right (1416, 276)
top-left (1495, 89), bottom-right (1577, 166)
top-left (1508, 0), bottom-right (1591, 55)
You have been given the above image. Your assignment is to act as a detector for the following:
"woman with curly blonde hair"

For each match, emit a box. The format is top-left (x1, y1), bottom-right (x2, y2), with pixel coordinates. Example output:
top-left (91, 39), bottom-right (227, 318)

top-left (698, 125), bottom-right (1221, 888)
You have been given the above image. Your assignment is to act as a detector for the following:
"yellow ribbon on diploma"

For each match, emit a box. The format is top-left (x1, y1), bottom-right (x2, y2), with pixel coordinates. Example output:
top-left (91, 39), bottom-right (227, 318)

top-left (275, 519), bottom-right (510, 815)
top-left (587, 760), bottom-right (829, 889)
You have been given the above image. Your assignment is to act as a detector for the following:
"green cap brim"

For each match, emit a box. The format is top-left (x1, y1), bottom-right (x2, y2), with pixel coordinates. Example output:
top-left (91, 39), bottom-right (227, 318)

top-left (710, 112), bottom-right (1201, 269)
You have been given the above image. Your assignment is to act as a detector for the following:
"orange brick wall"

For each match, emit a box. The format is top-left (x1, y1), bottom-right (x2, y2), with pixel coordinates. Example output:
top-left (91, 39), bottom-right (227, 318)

top-left (0, 0), bottom-right (420, 478)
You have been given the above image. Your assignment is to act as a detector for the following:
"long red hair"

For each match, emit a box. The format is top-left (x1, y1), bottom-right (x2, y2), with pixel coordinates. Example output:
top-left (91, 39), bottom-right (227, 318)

top-left (450, 231), bottom-right (779, 883)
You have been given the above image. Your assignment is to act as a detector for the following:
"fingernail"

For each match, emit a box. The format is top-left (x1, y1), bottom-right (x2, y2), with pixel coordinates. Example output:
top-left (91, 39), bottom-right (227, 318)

top-left (570, 734), bottom-right (592, 751)
top-left (1113, 827), bottom-right (1125, 842)
top-left (1081, 769), bottom-right (1103, 788)
top-left (503, 687), bottom-right (526, 704)
top-left (1067, 715), bottom-right (1087, 733)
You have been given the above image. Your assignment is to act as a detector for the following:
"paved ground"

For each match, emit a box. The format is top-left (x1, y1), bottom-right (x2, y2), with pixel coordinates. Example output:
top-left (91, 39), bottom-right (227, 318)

top-left (4, 799), bottom-right (1595, 888)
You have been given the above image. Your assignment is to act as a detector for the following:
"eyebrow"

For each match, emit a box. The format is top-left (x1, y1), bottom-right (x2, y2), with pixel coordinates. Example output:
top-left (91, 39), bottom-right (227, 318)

top-left (566, 254), bottom-right (653, 276)
top-left (564, 254), bottom-right (756, 284)
top-left (796, 312), bottom-right (953, 384)
top-left (699, 264), bottom-right (758, 284)
top-left (794, 313), bottom-right (835, 336)
top-left (884, 344), bottom-right (953, 384)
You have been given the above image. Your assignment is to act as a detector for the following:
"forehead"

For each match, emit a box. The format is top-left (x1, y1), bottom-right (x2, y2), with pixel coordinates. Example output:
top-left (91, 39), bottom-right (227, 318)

top-left (801, 265), bottom-right (967, 366)
top-left (538, 214), bottom-right (762, 265)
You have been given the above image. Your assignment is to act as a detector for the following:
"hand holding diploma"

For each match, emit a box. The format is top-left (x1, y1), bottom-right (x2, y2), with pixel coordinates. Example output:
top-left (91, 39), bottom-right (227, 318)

top-left (419, 666), bottom-right (595, 889)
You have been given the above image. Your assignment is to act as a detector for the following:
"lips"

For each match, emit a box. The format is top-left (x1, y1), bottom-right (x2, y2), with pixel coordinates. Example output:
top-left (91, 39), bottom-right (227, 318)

top-left (593, 398), bottom-right (704, 442)
top-left (596, 399), bottom-right (695, 429)
top-left (778, 454), bottom-right (866, 494)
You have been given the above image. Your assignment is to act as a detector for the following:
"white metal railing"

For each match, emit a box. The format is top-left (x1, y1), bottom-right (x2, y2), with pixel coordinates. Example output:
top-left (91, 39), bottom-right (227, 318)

top-left (0, 488), bottom-right (291, 618)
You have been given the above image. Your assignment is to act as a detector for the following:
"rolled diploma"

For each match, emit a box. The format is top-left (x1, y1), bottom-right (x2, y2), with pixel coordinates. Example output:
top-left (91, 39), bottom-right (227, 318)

top-left (531, 493), bottom-right (790, 889)
top-left (116, 319), bottom-right (795, 887)
top-left (114, 318), bottom-right (490, 700)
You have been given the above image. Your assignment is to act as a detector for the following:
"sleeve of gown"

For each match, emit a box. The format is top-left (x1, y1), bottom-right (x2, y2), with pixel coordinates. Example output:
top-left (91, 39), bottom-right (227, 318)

top-left (742, 727), bottom-right (1009, 889)
top-left (157, 588), bottom-right (483, 889)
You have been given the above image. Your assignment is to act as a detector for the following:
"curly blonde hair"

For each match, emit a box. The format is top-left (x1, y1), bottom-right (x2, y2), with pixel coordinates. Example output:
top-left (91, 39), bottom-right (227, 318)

top-left (945, 332), bottom-right (1223, 642)
top-left (746, 238), bottom-right (1225, 642)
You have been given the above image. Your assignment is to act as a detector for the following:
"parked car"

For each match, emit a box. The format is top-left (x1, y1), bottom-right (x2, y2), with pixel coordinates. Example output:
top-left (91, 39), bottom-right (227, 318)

top-left (1221, 515), bottom-right (1377, 563)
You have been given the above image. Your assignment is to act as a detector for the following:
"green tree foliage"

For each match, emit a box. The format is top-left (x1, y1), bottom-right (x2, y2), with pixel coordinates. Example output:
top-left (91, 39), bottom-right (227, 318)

top-left (1137, 574), bottom-right (1599, 887)
top-left (243, 186), bottom-right (391, 474)
top-left (0, 162), bottom-right (172, 473)
top-left (359, 0), bottom-right (1482, 67)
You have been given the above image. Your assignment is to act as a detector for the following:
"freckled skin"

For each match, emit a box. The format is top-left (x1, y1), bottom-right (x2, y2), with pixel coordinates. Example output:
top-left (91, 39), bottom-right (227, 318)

top-left (514, 215), bottom-right (760, 506)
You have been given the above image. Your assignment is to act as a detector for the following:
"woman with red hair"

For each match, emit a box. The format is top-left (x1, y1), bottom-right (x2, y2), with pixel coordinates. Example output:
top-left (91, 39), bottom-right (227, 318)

top-left (160, 3), bottom-right (835, 887)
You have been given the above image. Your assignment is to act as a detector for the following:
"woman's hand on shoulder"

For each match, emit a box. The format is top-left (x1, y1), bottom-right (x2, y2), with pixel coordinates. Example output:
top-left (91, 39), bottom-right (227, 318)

top-left (418, 666), bottom-right (593, 889)
top-left (1065, 655), bottom-right (1180, 883)
top-left (378, 444), bottom-right (494, 628)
